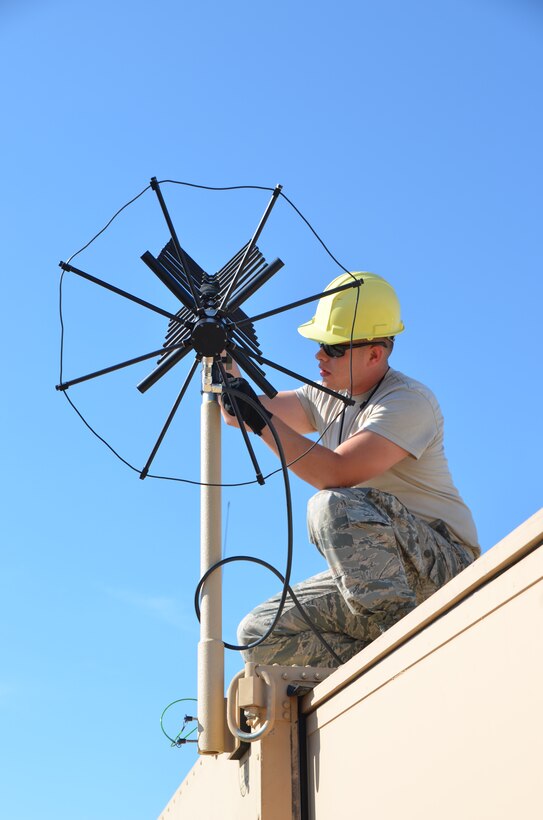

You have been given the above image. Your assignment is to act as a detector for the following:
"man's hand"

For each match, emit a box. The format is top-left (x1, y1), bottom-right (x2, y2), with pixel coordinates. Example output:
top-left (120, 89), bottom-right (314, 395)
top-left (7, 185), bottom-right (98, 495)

top-left (221, 377), bottom-right (273, 436)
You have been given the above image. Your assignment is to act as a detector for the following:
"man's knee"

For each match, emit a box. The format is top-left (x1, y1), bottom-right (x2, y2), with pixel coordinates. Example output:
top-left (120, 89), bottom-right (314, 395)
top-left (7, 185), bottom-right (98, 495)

top-left (307, 487), bottom-right (391, 545)
top-left (307, 488), bottom-right (350, 536)
top-left (237, 610), bottom-right (263, 647)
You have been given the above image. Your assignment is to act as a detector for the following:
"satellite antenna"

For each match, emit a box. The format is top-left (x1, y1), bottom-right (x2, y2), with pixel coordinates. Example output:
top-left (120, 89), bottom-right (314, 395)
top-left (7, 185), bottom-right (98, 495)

top-left (57, 177), bottom-right (361, 753)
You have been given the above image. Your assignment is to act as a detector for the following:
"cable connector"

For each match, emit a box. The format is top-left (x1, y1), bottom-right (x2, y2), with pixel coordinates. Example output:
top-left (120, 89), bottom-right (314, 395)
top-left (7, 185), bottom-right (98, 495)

top-left (160, 697), bottom-right (198, 749)
top-left (201, 358), bottom-right (222, 394)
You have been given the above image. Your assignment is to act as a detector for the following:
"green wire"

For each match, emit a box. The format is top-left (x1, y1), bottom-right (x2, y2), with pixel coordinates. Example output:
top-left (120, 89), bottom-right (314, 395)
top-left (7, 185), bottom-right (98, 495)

top-left (160, 698), bottom-right (198, 746)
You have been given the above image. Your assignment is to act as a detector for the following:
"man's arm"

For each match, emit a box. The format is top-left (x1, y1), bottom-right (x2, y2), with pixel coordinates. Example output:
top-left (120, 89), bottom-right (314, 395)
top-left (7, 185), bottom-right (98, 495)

top-left (260, 417), bottom-right (409, 489)
top-left (219, 367), bottom-right (408, 488)
top-left (260, 391), bottom-right (315, 435)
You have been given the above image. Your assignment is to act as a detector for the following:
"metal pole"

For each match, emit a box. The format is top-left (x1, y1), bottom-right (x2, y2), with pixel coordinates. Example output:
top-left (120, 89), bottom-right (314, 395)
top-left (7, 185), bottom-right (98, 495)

top-left (197, 358), bottom-right (225, 754)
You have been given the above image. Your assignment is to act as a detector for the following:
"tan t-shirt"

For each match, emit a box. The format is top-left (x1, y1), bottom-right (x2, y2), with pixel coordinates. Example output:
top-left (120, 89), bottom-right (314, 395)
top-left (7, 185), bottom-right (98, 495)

top-left (295, 368), bottom-right (479, 552)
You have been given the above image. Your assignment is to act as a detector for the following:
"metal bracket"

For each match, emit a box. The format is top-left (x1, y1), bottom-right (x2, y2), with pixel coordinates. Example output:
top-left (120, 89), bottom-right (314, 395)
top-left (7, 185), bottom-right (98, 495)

top-left (201, 357), bottom-right (223, 394)
top-left (226, 662), bottom-right (334, 744)
top-left (201, 355), bottom-right (234, 395)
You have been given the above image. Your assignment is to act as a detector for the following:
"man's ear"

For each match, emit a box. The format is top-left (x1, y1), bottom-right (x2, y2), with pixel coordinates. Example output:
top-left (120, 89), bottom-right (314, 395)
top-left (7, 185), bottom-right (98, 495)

top-left (369, 344), bottom-right (387, 364)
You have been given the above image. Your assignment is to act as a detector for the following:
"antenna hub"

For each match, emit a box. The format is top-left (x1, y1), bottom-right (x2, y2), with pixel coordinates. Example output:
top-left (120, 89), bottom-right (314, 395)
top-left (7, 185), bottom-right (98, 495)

top-left (191, 317), bottom-right (228, 357)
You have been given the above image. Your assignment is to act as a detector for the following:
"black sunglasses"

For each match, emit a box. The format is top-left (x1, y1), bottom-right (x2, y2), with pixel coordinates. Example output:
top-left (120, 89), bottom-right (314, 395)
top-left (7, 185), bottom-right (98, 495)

top-left (318, 341), bottom-right (388, 358)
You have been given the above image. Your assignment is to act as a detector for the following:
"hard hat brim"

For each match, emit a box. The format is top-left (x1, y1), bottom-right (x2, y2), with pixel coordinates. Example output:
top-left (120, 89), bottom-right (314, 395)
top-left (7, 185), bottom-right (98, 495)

top-left (297, 318), bottom-right (342, 344)
top-left (297, 317), bottom-right (405, 344)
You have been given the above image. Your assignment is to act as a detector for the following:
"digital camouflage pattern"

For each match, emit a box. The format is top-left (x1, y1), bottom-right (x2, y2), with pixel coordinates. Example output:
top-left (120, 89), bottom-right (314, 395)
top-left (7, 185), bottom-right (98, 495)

top-left (238, 488), bottom-right (478, 668)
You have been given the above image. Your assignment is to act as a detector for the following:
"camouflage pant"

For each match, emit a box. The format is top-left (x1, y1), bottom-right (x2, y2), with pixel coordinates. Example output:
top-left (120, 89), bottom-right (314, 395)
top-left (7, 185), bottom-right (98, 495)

top-left (238, 488), bottom-right (477, 668)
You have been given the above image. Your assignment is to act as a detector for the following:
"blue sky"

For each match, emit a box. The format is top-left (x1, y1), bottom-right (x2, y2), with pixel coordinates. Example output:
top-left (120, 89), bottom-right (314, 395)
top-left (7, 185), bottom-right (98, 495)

top-left (1, 1), bottom-right (542, 817)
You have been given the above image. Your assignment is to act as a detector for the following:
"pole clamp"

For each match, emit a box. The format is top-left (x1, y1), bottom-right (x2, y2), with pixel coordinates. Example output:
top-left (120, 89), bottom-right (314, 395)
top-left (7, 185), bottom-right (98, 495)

top-left (226, 662), bottom-right (334, 744)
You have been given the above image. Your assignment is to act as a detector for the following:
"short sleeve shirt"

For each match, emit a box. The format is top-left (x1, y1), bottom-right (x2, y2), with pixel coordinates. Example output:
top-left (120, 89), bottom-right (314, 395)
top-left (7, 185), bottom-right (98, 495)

top-left (295, 368), bottom-right (479, 551)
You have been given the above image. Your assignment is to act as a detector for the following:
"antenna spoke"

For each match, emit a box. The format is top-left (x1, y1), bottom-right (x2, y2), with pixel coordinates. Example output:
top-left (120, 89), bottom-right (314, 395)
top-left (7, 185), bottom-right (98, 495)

top-left (216, 360), bottom-right (265, 485)
top-left (140, 357), bottom-right (200, 479)
top-left (227, 345), bottom-right (277, 399)
top-left (235, 278), bottom-right (363, 327)
top-left (137, 342), bottom-right (196, 394)
top-left (59, 261), bottom-right (185, 324)
top-left (150, 177), bottom-right (203, 311)
top-left (56, 341), bottom-right (193, 391)
top-left (219, 185), bottom-right (282, 310)
top-left (233, 346), bottom-right (355, 406)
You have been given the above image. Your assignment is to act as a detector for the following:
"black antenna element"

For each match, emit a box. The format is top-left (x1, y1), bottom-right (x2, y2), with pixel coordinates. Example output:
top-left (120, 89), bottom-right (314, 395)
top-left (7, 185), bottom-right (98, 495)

top-left (150, 177), bottom-right (203, 311)
top-left (58, 178), bottom-right (358, 477)
top-left (218, 184), bottom-right (282, 311)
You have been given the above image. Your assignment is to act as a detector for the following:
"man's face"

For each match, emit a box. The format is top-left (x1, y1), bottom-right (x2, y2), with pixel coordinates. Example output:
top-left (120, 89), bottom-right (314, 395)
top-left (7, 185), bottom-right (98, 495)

top-left (315, 342), bottom-right (375, 393)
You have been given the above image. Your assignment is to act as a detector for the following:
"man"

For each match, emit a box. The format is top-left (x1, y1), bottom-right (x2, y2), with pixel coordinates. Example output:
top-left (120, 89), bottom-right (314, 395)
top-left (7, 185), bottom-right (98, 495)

top-left (221, 271), bottom-right (479, 668)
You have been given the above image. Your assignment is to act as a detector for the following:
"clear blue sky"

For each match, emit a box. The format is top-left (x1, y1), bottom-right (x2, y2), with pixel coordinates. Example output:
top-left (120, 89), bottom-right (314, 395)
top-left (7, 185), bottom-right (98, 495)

top-left (1, 1), bottom-right (542, 817)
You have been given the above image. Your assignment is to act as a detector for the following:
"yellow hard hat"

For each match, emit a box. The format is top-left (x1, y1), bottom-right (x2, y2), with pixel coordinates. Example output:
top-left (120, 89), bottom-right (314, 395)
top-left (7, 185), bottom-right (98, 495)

top-left (297, 271), bottom-right (405, 344)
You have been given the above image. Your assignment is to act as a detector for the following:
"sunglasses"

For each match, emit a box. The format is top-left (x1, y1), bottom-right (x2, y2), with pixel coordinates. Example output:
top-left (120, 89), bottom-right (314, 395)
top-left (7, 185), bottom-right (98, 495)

top-left (318, 341), bottom-right (388, 358)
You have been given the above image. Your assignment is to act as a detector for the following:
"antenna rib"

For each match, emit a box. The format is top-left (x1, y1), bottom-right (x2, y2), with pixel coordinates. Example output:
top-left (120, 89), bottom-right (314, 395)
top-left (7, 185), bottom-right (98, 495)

top-left (59, 262), bottom-right (185, 324)
top-left (140, 357), bottom-right (200, 479)
top-left (236, 278), bottom-right (364, 326)
top-left (232, 346), bottom-right (355, 406)
top-left (56, 342), bottom-right (193, 391)
top-left (216, 360), bottom-right (265, 485)
top-left (218, 185), bottom-right (282, 310)
top-left (150, 177), bottom-right (203, 311)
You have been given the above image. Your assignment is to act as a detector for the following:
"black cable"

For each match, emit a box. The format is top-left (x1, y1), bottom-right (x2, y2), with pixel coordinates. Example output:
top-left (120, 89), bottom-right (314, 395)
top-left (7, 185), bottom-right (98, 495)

top-left (60, 178), bottom-right (352, 291)
top-left (261, 402), bottom-right (351, 480)
top-left (59, 268), bottom-right (66, 387)
top-left (337, 276), bottom-right (362, 444)
top-left (65, 183), bottom-right (152, 265)
top-left (277, 191), bottom-right (350, 274)
top-left (214, 386), bottom-right (293, 651)
top-left (56, 379), bottom-right (346, 487)
top-left (195, 556), bottom-right (342, 665)
top-left (159, 181), bottom-right (274, 193)
top-left (158, 180), bottom-right (350, 272)
top-left (148, 401), bottom-right (347, 485)
top-left (62, 390), bottom-right (142, 475)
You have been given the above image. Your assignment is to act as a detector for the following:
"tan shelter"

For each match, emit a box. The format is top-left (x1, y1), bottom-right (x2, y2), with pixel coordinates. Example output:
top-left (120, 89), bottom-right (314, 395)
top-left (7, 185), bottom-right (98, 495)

top-left (160, 509), bottom-right (543, 820)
